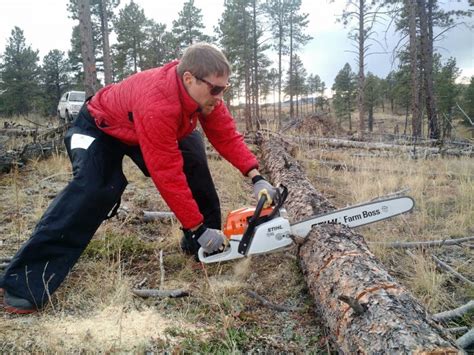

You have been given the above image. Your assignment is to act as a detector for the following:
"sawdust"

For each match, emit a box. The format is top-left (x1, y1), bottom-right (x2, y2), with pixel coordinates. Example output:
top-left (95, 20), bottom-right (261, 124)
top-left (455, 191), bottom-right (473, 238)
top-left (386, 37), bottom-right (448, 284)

top-left (233, 257), bottom-right (253, 280)
top-left (39, 306), bottom-right (198, 352)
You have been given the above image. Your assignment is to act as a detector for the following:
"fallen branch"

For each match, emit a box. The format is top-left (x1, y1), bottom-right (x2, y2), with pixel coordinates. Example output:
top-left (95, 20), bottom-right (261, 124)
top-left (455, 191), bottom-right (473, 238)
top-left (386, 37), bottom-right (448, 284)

top-left (431, 255), bottom-right (474, 287)
top-left (444, 326), bottom-right (468, 335)
top-left (142, 211), bottom-right (175, 223)
top-left (132, 288), bottom-right (189, 298)
top-left (246, 290), bottom-right (300, 312)
top-left (159, 250), bottom-right (164, 290)
top-left (369, 236), bottom-right (474, 249)
top-left (283, 135), bottom-right (473, 158)
top-left (432, 300), bottom-right (474, 322)
top-left (456, 328), bottom-right (474, 350)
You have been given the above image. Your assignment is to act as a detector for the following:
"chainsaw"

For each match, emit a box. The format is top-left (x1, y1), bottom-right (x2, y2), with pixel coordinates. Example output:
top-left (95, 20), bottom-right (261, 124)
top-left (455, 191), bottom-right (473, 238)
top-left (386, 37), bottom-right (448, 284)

top-left (198, 185), bottom-right (415, 264)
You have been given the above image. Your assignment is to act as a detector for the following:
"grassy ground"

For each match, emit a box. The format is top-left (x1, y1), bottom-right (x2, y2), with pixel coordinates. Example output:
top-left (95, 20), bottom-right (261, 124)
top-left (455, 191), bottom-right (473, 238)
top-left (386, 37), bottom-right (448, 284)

top-left (0, 152), bottom-right (325, 353)
top-left (0, 108), bottom-right (472, 352)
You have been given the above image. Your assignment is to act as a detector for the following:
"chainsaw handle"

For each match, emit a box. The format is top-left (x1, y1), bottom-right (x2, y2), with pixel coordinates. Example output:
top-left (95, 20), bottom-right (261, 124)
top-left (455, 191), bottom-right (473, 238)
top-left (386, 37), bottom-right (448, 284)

top-left (253, 194), bottom-right (268, 221)
top-left (237, 194), bottom-right (267, 255)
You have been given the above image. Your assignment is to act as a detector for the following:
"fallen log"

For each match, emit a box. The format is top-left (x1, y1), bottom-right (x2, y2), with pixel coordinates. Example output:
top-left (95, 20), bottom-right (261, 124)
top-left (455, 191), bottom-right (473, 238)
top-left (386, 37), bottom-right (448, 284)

top-left (255, 131), bottom-right (460, 353)
top-left (370, 236), bottom-right (474, 249)
top-left (0, 138), bottom-right (65, 174)
top-left (284, 135), bottom-right (473, 158)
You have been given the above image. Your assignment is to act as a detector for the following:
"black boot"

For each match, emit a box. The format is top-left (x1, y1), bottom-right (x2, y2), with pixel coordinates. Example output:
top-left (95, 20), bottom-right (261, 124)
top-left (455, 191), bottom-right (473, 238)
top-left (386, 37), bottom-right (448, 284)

top-left (3, 290), bottom-right (37, 314)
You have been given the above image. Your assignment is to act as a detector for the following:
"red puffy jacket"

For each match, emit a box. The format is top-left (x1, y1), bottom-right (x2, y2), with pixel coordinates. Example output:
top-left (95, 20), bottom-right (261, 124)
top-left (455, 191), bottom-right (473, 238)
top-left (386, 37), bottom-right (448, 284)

top-left (87, 61), bottom-right (258, 229)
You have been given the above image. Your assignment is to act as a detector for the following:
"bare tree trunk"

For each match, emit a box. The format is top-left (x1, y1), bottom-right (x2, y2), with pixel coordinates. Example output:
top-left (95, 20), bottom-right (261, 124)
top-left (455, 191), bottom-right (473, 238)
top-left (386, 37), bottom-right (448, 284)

top-left (256, 132), bottom-right (460, 353)
top-left (368, 105), bottom-right (374, 132)
top-left (278, 26), bottom-right (283, 128)
top-left (78, 0), bottom-right (98, 97)
top-left (419, 0), bottom-right (439, 139)
top-left (99, 0), bottom-right (113, 85)
top-left (407, 0), bottom-right (421, 137)
top-left (289, 16), bottom-right (294, 118)
top-left (358, 0), bottom-right (366, 138)
top-left (252, 0), bottom-right (260, 127)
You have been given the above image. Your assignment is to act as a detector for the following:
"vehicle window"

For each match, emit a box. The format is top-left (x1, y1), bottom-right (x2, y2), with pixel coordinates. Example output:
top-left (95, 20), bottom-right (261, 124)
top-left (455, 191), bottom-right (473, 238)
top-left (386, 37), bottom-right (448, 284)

top-left (69, 92), bottom-right (85, 102)
top-left (61, 93), bottom-right (67, 101)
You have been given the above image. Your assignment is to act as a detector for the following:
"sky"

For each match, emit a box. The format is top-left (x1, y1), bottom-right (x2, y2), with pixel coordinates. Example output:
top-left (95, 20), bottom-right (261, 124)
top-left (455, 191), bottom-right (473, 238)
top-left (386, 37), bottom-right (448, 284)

top-left (0, 0), bottom-right (473, 89)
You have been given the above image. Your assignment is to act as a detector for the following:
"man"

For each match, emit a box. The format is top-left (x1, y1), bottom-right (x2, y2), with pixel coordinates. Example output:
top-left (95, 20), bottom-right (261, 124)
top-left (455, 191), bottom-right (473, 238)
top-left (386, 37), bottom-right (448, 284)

top-left (0, 43), bottom-right (276, 314)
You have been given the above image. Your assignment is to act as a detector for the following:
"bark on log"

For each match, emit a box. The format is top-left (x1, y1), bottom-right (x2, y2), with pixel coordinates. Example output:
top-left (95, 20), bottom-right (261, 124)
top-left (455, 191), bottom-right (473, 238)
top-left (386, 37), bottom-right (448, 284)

top-left (255, 131), bottom-right (460, 353)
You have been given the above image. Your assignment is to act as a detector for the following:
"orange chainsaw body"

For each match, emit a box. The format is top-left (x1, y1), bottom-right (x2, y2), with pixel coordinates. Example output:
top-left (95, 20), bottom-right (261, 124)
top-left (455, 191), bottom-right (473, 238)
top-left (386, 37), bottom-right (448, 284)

top-left (223, 206), bottom-right (274, 238)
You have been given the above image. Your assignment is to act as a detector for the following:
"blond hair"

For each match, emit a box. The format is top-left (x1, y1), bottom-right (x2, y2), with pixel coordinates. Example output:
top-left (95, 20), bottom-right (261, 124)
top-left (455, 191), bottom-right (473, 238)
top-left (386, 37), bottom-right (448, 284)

top-left (177, 43), bottom-right (231, 78)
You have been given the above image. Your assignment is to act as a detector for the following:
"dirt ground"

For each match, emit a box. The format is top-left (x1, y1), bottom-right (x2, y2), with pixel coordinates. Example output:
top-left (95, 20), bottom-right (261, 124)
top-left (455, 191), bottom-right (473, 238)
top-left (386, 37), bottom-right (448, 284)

top-left (0, 112), bottom-right (472, 352)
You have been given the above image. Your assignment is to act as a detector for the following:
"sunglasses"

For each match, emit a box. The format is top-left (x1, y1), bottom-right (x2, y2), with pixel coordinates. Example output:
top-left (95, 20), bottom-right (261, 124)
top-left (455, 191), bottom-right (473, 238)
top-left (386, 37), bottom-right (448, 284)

top-left (194, 75), bottom-right (231, 96)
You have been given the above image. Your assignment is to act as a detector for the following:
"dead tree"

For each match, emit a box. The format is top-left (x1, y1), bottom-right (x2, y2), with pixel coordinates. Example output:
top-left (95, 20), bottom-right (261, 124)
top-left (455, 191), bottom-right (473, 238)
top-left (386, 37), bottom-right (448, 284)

top-left (255, 131), bottom-right (460, 353)
top-left (78, 0), bottom-right (98, 97)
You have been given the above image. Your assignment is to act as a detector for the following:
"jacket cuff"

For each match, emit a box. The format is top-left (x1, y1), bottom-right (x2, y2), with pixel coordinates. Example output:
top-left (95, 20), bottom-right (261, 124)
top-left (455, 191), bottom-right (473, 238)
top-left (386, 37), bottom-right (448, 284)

top-left (251, 175), bottom-right (265, 184)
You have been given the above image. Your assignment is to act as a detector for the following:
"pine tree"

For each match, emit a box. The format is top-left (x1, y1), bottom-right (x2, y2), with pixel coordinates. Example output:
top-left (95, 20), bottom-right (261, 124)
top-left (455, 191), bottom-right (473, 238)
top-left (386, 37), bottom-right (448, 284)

top-left (141, 21), bottom-right (169, 70)
top-left (332, 63), bottom-right (357, 130)
top-left (336, 0), bottom-right (388, 137)
top-left (68, 26), bottom-right (85, 89)
top-left (68, 0), bottom-right (119, 84)
top-left (462, 77), bottom-right (474, 126)
top-left (41, 50), bottom-right (71, 116)
top-left (172, 0), bottom-right (210, 56)
top-left (284, 54), bottom-right (307, 117)
top-left (392, 64), bottom-right (411, 134)
top-left (434, 56), bottom-right (460, 138)
top-left (217, 0), bottom-right (253, 130)
top-left (113, 0), bottom-right (148, 78)
top-left (263, 0), bottom-right (311, 124)
top-left (0, 27), bottom-right (40, 116)
top-left (307, 74), bottom-right (321, 113)
top-left (364, 72), bottom-right (382, 132)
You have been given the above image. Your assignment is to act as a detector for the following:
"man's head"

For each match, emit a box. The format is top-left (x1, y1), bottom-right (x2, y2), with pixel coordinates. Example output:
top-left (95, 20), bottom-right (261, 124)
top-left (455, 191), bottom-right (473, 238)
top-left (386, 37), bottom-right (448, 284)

top-left (178, 43), bottom-right (231, 115)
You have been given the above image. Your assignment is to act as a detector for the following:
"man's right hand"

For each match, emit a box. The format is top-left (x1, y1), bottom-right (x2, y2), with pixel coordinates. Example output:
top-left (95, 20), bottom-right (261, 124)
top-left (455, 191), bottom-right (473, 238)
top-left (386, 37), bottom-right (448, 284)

top-left (193, 225), bottom-right (225, 253)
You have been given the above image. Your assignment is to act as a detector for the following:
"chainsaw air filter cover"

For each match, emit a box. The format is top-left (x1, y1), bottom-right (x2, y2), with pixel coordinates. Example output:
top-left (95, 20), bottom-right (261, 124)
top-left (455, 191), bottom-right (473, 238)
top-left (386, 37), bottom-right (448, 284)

top-left (223, 206), bottom-right (274, 238)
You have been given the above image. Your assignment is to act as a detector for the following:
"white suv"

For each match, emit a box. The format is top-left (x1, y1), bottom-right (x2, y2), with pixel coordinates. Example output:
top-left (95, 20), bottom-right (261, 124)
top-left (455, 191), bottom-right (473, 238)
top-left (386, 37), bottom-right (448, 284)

top-left (57, 91), bottom-right (86, 122)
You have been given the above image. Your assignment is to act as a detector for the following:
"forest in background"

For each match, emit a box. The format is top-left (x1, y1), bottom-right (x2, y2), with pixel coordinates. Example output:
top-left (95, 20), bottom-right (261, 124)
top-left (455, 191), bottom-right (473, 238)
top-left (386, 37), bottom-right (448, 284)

top-left (0, 0), bottom-right (473, 140)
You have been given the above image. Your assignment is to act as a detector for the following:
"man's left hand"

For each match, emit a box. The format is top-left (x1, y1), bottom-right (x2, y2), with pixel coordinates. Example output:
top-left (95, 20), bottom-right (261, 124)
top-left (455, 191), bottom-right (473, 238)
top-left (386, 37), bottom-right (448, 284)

top-left (252, 176), bottom-right (277, 207)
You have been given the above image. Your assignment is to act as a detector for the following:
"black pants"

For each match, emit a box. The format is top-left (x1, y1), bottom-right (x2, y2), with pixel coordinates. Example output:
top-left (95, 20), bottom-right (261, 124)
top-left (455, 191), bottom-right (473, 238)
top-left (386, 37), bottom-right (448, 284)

top-left (0, 105), bottom-right (220, 308)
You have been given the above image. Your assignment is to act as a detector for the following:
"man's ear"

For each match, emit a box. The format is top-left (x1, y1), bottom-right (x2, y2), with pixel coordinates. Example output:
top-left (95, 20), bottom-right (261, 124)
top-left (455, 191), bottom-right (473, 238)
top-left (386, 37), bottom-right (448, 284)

top-left (182, 71), bottom-right (193, 86)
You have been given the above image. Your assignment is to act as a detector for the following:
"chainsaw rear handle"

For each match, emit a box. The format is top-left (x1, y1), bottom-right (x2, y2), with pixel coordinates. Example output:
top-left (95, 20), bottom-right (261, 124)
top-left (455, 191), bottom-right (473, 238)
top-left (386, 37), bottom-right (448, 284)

top-left (237, 184), bottom-right (288, 256)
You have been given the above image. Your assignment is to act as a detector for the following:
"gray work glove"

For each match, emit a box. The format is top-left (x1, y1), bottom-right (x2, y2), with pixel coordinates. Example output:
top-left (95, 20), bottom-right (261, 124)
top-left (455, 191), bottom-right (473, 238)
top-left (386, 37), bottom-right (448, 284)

top-left (252, 176), bottom-right (277, 206)
top-left (193, 225), bottom-right (225, 253)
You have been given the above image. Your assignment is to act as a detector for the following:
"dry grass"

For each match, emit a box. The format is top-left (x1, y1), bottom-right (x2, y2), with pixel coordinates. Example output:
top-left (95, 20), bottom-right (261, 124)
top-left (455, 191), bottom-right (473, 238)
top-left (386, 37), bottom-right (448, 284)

top-left (0, 108), bottom-right (472, 351)
top-left (300, 122), bottom-right (473, 314)
top-left (0, 146), bottom-right (323, 353)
